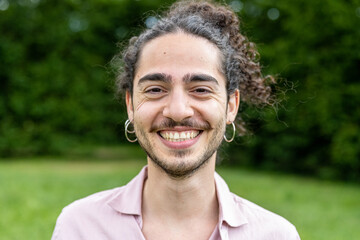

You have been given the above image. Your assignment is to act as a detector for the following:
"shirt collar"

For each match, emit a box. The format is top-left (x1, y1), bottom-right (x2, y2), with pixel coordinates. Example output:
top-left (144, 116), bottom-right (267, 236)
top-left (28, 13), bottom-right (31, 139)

top-left (107, 166), bottom-right (248, 227)
top-left (215, 172), bottom-right (248, 227)
top-left (107, 166), bottom-right (148, 216)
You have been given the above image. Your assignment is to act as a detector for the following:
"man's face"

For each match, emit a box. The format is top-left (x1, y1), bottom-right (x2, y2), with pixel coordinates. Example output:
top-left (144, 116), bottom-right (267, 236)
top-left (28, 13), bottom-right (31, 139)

top-left (126, 32), bottom-right (239, 178)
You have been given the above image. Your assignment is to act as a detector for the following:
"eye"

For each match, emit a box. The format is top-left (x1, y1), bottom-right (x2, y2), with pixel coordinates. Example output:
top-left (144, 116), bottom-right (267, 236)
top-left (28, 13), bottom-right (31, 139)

top-left (146, 87), bottom-right (163, 93)
top-left (194, 88), bottom-right (210, 93)
top-left (191, 87), bottom-right (212, 95)
top-left (143, 86), bottom-right (167, 98)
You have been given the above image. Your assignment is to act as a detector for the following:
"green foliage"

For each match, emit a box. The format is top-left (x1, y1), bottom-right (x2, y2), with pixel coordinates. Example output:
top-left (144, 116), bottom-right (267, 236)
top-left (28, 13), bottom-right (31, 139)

top-left (0, 0), bottom-right (153, 155)
top-left (226, 0), bottom-right (360, 181)
top-left (0, 0), bottom-right (359, 180)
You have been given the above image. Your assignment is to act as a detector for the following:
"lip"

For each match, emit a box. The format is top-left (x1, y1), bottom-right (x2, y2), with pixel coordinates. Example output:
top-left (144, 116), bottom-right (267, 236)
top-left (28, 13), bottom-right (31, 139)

top-left (157, 130), bottom-right (202, 149)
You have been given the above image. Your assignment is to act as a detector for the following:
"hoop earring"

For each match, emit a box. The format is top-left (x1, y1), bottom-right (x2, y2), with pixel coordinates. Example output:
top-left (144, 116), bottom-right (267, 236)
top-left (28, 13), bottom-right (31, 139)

top-left (223, 122), bottom-right (236, 143)
top-left (125, 119), bottom-right (137, 142)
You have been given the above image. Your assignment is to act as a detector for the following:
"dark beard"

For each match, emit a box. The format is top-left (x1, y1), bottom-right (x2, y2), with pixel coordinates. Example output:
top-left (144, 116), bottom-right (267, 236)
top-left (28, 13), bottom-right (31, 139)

top-left (143, 144), bottom-right (217, 179)
top-left (136, 119), bottom-right (225, 179)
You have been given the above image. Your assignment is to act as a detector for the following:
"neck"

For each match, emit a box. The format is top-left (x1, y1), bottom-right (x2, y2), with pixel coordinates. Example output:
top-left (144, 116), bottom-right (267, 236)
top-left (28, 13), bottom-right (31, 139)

top-left (142, 155), bottom-right (219, 223)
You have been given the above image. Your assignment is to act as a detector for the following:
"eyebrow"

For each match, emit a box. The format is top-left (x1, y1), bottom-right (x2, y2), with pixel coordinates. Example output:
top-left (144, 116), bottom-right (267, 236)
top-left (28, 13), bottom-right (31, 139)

top-left (183, 73), bottom-right (219, 85)
top-left (137, 72), bottom-right (219, 85)
top-left (138, 73), bottom-right (172, 85)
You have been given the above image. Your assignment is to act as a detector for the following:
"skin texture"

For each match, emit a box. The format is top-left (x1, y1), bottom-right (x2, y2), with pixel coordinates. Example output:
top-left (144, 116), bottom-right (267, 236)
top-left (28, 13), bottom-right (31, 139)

top-left (126, 32), bottom-right (239, 240)
top-left (126, 32), bottom-right (239, 178)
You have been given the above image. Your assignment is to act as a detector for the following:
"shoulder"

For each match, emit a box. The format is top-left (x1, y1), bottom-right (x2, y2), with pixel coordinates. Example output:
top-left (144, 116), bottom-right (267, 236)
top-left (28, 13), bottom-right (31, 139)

top-left (231, 192), bottom-right (292, 224)
top-left (214, 172), bottom-right (300, 239)
top-left (62, 186), bottom-right (124, 216)
top-left (51, 187), bottom-right (125, 240)
top-left (51, 167), bottom-right (147, 240)
top-left (230, 193), bottom-right (300, 239)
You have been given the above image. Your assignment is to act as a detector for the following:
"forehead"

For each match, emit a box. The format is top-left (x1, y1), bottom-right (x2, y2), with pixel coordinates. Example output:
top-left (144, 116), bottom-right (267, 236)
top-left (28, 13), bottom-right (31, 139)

top-left (134, 32), bottom-right (225, 85)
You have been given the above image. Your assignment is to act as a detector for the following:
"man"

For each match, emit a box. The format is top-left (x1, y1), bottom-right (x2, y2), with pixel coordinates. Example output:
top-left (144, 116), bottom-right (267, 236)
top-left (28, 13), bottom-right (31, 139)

top-left (52, 0), bottom-right (300, 239)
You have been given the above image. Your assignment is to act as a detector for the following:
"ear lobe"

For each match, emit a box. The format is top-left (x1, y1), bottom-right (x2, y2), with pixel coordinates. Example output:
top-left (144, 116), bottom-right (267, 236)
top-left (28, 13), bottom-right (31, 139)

top-left (125, 91), bottom-right (134, 120)
top-left (227, 89), bottom-right (240, 123)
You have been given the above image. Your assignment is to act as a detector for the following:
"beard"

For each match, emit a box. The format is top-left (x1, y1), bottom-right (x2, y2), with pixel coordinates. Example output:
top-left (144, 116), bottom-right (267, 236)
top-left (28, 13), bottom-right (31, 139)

top-left (135, 118), bottom-right (226, 179)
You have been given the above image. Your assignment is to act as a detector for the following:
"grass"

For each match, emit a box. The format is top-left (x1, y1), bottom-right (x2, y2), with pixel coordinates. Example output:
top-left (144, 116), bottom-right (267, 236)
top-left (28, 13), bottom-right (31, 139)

top-left (0, 146), bottom-right (359, 239)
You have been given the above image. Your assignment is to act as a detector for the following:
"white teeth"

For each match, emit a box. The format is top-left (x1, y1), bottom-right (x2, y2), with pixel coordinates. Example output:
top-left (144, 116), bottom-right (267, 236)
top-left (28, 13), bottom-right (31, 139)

top-left (160, 131), bottom-right (200, 142)
top-left (174, 132), bottom-right (179, 141)
top-left (180, 132), bottom-right (186, 139)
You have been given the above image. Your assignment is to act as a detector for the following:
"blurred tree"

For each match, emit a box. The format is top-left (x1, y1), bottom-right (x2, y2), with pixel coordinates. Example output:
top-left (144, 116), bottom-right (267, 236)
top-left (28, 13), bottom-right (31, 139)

top-left (226, 0), bottom-right (360, 181)
top-left (0, 0), bottom-right (359, 181)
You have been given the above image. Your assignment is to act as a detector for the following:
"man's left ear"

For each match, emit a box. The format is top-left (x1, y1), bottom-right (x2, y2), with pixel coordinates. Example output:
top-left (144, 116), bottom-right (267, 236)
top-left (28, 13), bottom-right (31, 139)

top-left (227, 89), bottom-right (240, 124)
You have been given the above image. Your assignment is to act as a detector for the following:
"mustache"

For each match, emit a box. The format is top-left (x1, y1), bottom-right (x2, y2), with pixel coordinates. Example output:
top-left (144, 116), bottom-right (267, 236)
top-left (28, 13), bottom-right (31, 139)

top-left (150, 118), bottom-right (211, 132)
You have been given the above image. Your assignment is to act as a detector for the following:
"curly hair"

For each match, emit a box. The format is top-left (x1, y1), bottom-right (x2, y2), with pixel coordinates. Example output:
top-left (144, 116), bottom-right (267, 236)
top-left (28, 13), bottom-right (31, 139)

top-left (113, 0), bottom-right (274, 135)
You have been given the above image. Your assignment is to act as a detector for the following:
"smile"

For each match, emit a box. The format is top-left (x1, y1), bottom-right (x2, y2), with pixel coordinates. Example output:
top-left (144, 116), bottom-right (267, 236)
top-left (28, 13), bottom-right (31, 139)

top-left (159, 130), bottom-right (201, 142)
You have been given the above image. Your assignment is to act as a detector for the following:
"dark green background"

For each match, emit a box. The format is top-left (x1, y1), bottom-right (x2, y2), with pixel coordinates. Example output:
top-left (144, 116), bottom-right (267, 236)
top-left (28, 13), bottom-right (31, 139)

top-left (1, 0), bottom-right (359, 181)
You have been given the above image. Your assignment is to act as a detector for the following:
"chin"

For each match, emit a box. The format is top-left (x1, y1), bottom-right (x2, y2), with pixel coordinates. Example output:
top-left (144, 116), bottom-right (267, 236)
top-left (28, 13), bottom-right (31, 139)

top-left (147, 150), bottom-right (215, 179)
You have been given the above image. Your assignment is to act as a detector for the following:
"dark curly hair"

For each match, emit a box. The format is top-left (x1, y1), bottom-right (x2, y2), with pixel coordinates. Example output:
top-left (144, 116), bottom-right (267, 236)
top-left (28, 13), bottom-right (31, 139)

top-left (113, 0), bottom-right (274, 135)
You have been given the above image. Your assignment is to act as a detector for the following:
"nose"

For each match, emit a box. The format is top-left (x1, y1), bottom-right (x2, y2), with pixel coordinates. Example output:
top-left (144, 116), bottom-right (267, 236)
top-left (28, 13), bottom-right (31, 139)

top-left (162, 88), bottom-right (194, 122)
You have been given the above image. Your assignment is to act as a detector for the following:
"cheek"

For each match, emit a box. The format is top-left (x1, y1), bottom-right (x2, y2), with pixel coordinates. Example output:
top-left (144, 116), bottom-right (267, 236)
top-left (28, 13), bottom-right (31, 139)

top-left (195, 99), bottom-right (227, 123)
top-left (133, 99), bottom-right (163, 124)
top-left (133, 95), bottom-right (149, 113)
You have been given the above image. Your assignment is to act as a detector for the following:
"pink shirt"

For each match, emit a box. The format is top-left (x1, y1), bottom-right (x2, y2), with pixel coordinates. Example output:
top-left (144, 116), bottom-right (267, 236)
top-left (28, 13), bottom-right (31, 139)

top-left (52, 166), bottom-right (300, 240)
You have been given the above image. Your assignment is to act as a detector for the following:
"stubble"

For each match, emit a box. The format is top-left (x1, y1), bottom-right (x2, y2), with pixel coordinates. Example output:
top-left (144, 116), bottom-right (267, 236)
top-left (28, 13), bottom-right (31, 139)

top-left (135, 118), bottom-right (226, 179)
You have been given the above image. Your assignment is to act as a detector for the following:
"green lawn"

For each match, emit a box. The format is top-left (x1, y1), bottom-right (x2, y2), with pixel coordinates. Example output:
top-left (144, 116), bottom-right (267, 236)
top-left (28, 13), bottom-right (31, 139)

top-left (0, 147), bottom-right (359, 239)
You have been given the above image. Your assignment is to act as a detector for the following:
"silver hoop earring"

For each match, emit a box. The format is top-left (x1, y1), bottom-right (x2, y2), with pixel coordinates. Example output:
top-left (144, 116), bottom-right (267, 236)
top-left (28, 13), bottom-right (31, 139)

top-left (125, 119), bottom-right (135, 133)
top-left (223, 122), bottom-right (236, 143)
top-left (125, 119), bottom-right (137, 143)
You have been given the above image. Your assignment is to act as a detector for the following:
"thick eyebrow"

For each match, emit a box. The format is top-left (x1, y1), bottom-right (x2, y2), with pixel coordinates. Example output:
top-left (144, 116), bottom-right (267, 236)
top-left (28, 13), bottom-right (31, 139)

top-left (183, 73), bottom-right (219, 85)
top-left (138, 73), bottom-right (172, 85)
top-left (137, 72), bottom-right (219, 86)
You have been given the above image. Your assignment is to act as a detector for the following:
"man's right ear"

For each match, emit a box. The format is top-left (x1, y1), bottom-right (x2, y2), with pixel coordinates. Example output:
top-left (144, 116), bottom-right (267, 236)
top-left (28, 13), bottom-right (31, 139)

top-left (125, 91), bottom-right (134, 120)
